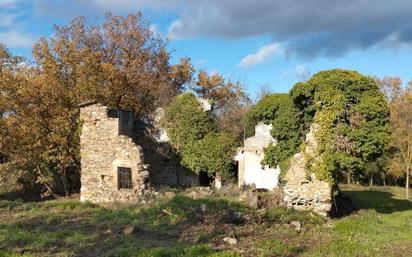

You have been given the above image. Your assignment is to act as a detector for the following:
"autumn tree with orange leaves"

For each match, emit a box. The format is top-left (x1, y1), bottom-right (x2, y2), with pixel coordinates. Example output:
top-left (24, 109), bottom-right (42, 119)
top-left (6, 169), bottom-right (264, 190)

top-left (191, 70), bottom-right (251, 142)
top-left (0, 13), bottom-right (193, 196)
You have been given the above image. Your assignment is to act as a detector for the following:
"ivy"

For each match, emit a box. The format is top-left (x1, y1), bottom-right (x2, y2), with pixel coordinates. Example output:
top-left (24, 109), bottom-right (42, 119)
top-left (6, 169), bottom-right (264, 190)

top-left (247, 69), bottom-right (391, 185)
top-left (246, 94), bottom-right (303, 170)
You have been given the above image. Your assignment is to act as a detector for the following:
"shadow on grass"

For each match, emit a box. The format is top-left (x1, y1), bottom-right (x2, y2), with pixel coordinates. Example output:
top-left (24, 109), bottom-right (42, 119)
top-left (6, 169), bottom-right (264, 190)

top-left (0, 195), bottom-right (245, 257)
top-left (343, 190), bottom-right (412, 214)
top-left (0, 187), bottom-right (60, 203)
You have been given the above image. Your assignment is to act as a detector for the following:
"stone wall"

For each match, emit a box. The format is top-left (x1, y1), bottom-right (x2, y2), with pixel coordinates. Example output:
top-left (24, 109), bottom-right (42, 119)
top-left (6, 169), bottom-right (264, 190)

top-left (80, 103), bottom-right (149, 203)
top-left (137, 107), bottom-right (200, 187)
top-left (281, 124), bottom-right (332, 216)
top-left (135, 132), bottom-right (199, 187)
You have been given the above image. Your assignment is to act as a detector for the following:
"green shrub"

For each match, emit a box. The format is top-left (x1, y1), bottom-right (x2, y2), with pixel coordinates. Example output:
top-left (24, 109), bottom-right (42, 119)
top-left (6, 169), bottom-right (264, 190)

top-left (161, 93), bottom-right (237, 182)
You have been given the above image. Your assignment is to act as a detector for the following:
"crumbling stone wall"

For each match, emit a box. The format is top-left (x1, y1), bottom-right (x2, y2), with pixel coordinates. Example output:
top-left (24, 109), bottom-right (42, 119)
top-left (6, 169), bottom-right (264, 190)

top-left (137, 108), bottom-right (200, 187)
top-left (281, 124), bottom-right (332, 216)
top-left (134, 131), bottom-right (199, 187)
top-left (80, 103), bottom-right (149, 203)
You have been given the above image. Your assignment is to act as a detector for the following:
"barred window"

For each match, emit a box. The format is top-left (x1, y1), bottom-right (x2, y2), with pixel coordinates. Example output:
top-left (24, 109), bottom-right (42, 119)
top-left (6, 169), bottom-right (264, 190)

top-left (117, 167), bottom-right (133, 189)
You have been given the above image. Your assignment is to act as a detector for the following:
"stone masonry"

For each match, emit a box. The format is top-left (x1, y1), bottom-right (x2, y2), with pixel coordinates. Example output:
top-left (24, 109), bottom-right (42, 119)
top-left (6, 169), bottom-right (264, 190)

top-left (80, 103), bottom-right (149, 203)
top-left (79, 99), bottom-right (209, 203)
top-left (281, 124), bottom-right (332, 216)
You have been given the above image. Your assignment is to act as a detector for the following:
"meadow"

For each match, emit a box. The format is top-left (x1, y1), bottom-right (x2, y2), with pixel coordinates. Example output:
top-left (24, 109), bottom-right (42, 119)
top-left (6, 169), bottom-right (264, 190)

top-left (0, 185), bottom-right (411, 257)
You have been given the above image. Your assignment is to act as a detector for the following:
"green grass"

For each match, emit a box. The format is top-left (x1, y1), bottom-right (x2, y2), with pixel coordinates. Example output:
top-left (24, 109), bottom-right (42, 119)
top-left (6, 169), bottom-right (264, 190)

top-left (0, 194), bottom-right (247, 257)
top-left (305, 185), bottom-right (412, 257)
top-left (0, 185), bottom-right (411, 256)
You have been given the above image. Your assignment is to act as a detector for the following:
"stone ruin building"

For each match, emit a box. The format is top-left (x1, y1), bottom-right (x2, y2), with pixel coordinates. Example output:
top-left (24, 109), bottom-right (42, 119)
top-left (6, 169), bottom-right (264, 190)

top-left (79, 102), bottom-right (201, 203)
top-left (236, 122), bottom-right (332, 216)
top-left (235, 123), bottom-right (280, 190)
top-left (79, 100), bottom-right (332, 216)
top-left (282, 124), bottom-right (332, 216)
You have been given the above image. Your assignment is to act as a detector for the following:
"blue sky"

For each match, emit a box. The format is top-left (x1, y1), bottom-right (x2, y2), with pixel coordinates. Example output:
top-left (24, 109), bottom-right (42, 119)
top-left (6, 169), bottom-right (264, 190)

top-left (1, 0), bottom-right (412, 98)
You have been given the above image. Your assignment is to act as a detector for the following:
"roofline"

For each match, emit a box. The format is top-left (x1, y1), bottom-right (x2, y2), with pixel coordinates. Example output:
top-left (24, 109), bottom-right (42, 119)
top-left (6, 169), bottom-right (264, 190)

top-left (78, 100), bottom-right (98, 108)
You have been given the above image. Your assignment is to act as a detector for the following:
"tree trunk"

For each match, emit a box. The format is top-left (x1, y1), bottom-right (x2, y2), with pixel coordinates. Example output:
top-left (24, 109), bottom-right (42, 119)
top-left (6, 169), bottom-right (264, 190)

top-left (369, 177), bottom-right (373, 187)
top-left (347, 172), bottom-right (351, 184)
top-left (36, 166), bottom-right (59, 198)
top-left (382, 173), bottom-right (386, 186)
top-left (60, 168), bottom-right (71, 197)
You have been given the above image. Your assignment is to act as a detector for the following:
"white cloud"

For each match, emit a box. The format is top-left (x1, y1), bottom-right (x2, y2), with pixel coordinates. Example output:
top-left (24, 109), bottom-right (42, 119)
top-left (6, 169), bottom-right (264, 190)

top-left (238, 43), bottom-right (283, 68)
top-left (88, 0), bottom-right (185, 11)
top-left (196, 59), bottom-right (207, 66)
top-left (149, 24), bottom-right (159, 35)
top-left (0, 31), bottom-right (35, 48)
top-left (28, 0), bottom-right (412, 57)
top-left (0, 11), bottom-right (24, 28)
top-left (280, 64), bottom-right (311, 82)
top-left (168, 19), bottom-right (183, 40)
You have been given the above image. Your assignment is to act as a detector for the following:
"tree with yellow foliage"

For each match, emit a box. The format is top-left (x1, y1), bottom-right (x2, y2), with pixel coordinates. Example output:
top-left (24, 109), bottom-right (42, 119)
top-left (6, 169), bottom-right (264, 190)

top-left (388, 86), bottom-right (412, 199)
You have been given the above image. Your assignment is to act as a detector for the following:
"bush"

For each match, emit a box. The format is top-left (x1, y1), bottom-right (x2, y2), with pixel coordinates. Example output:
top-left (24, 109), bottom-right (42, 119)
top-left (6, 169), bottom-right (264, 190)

top-left (161, 93), bottom-right (237, 182)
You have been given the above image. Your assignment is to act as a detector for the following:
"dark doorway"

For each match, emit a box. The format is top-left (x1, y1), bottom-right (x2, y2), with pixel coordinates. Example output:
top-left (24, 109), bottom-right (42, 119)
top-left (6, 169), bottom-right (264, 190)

top-left (232, 161), bottom-right (239, 182)
top-left (199, 171), bottom-right (212, 186)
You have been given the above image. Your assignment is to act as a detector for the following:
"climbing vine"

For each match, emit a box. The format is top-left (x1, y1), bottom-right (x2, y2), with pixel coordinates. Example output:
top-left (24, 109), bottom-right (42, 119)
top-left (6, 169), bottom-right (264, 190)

top-left (248, 69), bottom-right (391, 185)
top-left (246, 94), bottom-right (308, 172)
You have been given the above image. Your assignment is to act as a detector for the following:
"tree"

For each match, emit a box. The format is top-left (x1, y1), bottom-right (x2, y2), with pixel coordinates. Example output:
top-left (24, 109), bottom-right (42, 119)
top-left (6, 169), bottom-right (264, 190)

top-left (161, 93), bottom-right (237, 185)
top-left (190, 70), bottom-right (251, 143)
top-left (161, 93), bottom-right (217, 152)
top-left (33, 12), bottom-right (192, 118)
top-left (215, 88), bottom-right (251, 143)
top-left (255, 83), bottom-right (273, 102)
top-left (1, 13), bottom-right (193, 196)
top-left (192, 70), bottom-right (239, 108)
top-left (0, 45), bottom-right (43, 189)
top-left (388, 91), bottom-right (412, 199)
top-left (377, 76), bottom-right (403, 102)
top-left (377, 76), bottom-right (412, 198)
top-left (181, 133), bottom-right (237, 184)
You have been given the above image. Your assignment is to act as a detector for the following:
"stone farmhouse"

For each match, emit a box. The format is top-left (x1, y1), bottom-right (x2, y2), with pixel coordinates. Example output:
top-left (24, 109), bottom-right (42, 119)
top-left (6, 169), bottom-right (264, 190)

top-left (79, 101), bottom-right (332, 216)
top-left (79, 100), bottom-right (210, 203)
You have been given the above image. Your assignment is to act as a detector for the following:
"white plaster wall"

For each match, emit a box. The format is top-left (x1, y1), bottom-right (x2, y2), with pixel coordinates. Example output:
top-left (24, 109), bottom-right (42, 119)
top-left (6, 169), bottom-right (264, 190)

top-left (241, 150), bottom-right (280, 190)
top-left (236, 122), bottom-right (280, 190)
top-left (244, 123), bottom-right (275, 149)
top-left (153, 108), bottom-right (170, 142)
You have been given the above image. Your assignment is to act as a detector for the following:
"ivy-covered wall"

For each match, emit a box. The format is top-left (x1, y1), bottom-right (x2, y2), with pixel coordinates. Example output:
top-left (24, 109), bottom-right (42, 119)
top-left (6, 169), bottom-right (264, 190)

top-left (246, 94), bottom-right (302, 171)
top-left (248, 69), bottom-right (391, 186)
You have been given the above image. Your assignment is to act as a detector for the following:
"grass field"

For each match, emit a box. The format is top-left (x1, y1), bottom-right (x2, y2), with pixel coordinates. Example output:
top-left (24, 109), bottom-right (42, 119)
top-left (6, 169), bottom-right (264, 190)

top-left (0, 185), bottom-right (411, 257)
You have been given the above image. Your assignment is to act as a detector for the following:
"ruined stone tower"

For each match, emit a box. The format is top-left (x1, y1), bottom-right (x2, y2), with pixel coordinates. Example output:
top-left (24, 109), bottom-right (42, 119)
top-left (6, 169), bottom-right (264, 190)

top-left (281, 124), bottom-right (332, 216)
top-left (79, 102), bottom-right (149, 203)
